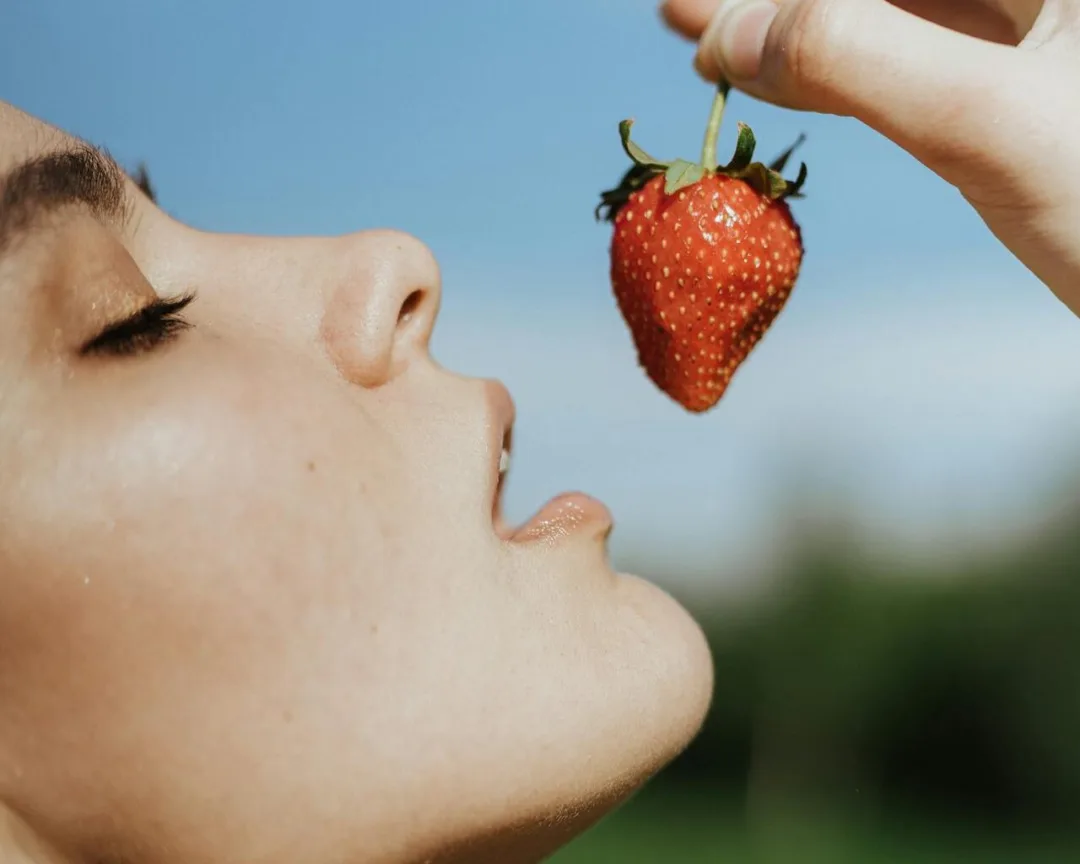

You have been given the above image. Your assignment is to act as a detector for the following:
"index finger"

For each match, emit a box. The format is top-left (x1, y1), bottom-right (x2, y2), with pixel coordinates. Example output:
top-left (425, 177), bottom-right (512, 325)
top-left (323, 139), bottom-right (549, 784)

top-left (660, 0), bottom-right (720, 38)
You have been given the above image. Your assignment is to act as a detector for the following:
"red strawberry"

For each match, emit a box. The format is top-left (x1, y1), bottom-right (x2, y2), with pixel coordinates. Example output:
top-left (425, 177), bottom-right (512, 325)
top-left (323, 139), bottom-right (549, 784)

top-left (596, 82), bottom-right (807, 414)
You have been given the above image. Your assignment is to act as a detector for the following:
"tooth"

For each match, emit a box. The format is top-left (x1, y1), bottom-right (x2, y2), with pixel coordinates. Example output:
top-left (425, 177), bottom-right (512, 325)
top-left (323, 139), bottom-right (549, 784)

top-left (499, 448), bottom-right (510, 474)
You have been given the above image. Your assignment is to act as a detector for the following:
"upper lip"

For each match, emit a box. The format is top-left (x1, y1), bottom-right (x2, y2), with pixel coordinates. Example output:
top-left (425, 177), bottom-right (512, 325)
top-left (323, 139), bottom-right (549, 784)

top-left (485, 380), bottom-right (515, 537)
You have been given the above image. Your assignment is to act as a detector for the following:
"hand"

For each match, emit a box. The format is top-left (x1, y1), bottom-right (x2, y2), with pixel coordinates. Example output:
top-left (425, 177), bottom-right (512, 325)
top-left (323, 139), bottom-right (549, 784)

top-left (661, 0), bottom-right (1080, 317)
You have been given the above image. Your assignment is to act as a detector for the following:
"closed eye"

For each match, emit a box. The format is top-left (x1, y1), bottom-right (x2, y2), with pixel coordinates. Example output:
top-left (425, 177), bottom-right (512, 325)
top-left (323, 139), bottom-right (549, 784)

top-left (80, 293), bottom-right (196, 358)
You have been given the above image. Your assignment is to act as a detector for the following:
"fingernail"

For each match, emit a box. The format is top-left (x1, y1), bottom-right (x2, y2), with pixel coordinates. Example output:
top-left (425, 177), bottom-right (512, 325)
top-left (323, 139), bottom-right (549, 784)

top-left (705, 0), bottom-right (778, 80)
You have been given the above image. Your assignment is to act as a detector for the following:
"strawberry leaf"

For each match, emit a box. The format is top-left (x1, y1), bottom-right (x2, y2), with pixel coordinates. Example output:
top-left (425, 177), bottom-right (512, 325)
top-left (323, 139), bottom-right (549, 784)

top-left (785, 162), bottom-right (809, 199)
top-left (723, 123), bottom-right (757, 173)
top-left (664, 160), bottom-right (706, 195)
top-left (619, 120), bottom-right (669, 170)
top-left (769, 133), bottom-right (807, 173)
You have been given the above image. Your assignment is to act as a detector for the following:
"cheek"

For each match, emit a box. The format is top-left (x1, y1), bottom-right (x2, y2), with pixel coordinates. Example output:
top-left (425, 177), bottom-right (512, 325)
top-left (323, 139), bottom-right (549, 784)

top-left (6, 348), bottom-right (407, 615)
top-left (0, 356), bottom-right (428, 831)
top-left (0, 354), bottom-right (401, 713)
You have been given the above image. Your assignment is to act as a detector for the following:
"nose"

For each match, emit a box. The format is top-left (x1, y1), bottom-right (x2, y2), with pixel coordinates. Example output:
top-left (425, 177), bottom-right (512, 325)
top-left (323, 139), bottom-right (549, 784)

top-left (320, 230), bottom-right (442, 387)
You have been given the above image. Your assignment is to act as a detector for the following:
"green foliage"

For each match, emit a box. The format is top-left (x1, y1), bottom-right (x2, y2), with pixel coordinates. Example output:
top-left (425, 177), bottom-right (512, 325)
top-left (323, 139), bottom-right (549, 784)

top-left (557, 495), bottom-right (1080, 860)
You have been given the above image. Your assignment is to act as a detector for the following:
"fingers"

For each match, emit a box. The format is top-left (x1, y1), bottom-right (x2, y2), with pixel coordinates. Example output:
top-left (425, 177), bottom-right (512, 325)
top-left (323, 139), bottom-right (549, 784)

top-left (661, 0), bottom-right (721, 38)
top-left (662, 0), bottom-right (1034, 44)
top-left (691, 0), bottom-right (1027, 174)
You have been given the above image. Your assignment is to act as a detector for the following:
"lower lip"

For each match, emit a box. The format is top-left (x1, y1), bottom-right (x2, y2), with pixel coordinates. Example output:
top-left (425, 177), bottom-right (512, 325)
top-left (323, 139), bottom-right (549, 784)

top-left (511, 492), bottom-right (613, 544)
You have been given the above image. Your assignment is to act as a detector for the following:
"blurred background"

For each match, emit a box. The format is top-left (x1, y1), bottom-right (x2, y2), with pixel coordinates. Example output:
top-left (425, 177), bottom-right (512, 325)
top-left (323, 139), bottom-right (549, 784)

top-left (5, 1), bottom-right (1080, 860)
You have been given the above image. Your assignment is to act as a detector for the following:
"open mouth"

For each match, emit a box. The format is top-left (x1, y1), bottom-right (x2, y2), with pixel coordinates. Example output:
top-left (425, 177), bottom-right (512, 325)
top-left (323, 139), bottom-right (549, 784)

top-left (488, 384), bottom-right (612, 545)
top-left (493, 424), bottom-right (514, 540)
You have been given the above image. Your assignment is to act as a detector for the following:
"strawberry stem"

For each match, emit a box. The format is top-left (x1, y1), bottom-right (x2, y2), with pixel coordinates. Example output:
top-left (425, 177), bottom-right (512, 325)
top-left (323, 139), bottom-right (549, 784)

top-left (701, 79), bottom-right (731, 173)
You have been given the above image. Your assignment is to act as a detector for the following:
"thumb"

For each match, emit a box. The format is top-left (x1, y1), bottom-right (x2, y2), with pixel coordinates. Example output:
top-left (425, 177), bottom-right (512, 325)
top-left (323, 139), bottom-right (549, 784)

top-left (695, 0), bottom-right (1028, 178)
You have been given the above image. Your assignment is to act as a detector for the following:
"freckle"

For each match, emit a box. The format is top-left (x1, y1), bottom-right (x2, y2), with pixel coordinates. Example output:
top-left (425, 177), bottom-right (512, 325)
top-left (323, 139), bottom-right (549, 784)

top-left (306, 461), bottom-right (317, 473)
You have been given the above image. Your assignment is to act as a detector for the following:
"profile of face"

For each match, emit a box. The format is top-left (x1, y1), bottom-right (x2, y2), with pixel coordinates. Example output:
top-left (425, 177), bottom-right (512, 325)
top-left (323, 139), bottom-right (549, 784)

top-left (0, 101), bottom-right (712, 864)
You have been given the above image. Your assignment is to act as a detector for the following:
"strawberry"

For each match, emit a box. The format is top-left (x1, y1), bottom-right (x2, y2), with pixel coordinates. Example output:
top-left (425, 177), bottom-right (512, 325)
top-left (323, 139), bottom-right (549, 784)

top-left (596, 82), bottom-right (807, 414)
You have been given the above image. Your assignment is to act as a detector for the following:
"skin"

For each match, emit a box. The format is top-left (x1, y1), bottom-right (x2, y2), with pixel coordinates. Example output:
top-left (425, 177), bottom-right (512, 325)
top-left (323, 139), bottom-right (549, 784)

top-left (0, 100), bottom-right (714, 864)
top-left (663, 0), bottom-right (1080, 317)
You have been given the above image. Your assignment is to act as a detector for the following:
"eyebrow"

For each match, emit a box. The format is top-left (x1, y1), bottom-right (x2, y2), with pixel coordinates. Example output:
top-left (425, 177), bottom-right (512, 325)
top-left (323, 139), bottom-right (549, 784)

top-left (0, 143), bottom-right (135, 255)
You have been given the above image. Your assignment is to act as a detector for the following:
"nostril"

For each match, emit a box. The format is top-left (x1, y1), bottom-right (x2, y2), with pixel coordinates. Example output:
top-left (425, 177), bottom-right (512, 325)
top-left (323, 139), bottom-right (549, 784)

top-left (398, 289), bottom-right (424, 325)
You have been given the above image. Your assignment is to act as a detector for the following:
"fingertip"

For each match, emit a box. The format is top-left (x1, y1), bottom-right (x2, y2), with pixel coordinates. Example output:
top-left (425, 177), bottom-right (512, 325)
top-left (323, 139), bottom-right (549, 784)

top-left (660, 0), bottom-right (722, 39)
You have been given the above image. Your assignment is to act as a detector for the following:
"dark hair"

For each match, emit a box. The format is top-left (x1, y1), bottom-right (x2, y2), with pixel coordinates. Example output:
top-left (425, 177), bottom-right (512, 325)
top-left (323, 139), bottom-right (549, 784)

top-left (129, 163), bottom-right (156, 203)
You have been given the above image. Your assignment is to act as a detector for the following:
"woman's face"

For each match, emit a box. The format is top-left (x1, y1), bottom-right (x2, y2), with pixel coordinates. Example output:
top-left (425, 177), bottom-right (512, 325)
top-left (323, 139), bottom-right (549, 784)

top-left (0, 102), bottom-right (712, 864)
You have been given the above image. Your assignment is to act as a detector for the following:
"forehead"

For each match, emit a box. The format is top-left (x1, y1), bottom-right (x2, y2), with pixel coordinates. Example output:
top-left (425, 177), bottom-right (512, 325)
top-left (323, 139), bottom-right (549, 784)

top-left (0, 101), bottom-right (75, 174)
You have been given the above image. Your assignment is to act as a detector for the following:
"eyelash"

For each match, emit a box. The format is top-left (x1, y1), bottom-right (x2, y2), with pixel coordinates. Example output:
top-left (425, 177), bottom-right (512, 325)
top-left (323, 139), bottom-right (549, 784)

top-left (80, 293), bottom-right (196, 357)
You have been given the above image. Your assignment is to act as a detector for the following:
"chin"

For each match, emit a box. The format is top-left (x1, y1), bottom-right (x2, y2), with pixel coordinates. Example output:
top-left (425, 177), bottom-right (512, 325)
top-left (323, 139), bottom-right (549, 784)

top-left (612, 568), bottom-right (715, 759)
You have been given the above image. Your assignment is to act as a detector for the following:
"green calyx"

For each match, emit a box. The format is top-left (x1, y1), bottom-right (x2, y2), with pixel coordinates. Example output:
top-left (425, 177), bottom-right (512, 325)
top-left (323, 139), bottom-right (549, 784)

top-left (595, 80), bottom-right (807, 223)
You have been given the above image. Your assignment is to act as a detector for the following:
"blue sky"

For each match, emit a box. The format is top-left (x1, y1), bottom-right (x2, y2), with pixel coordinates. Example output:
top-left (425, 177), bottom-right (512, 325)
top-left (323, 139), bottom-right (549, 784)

top-left (5, 0), bottom-right (1080, 595)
